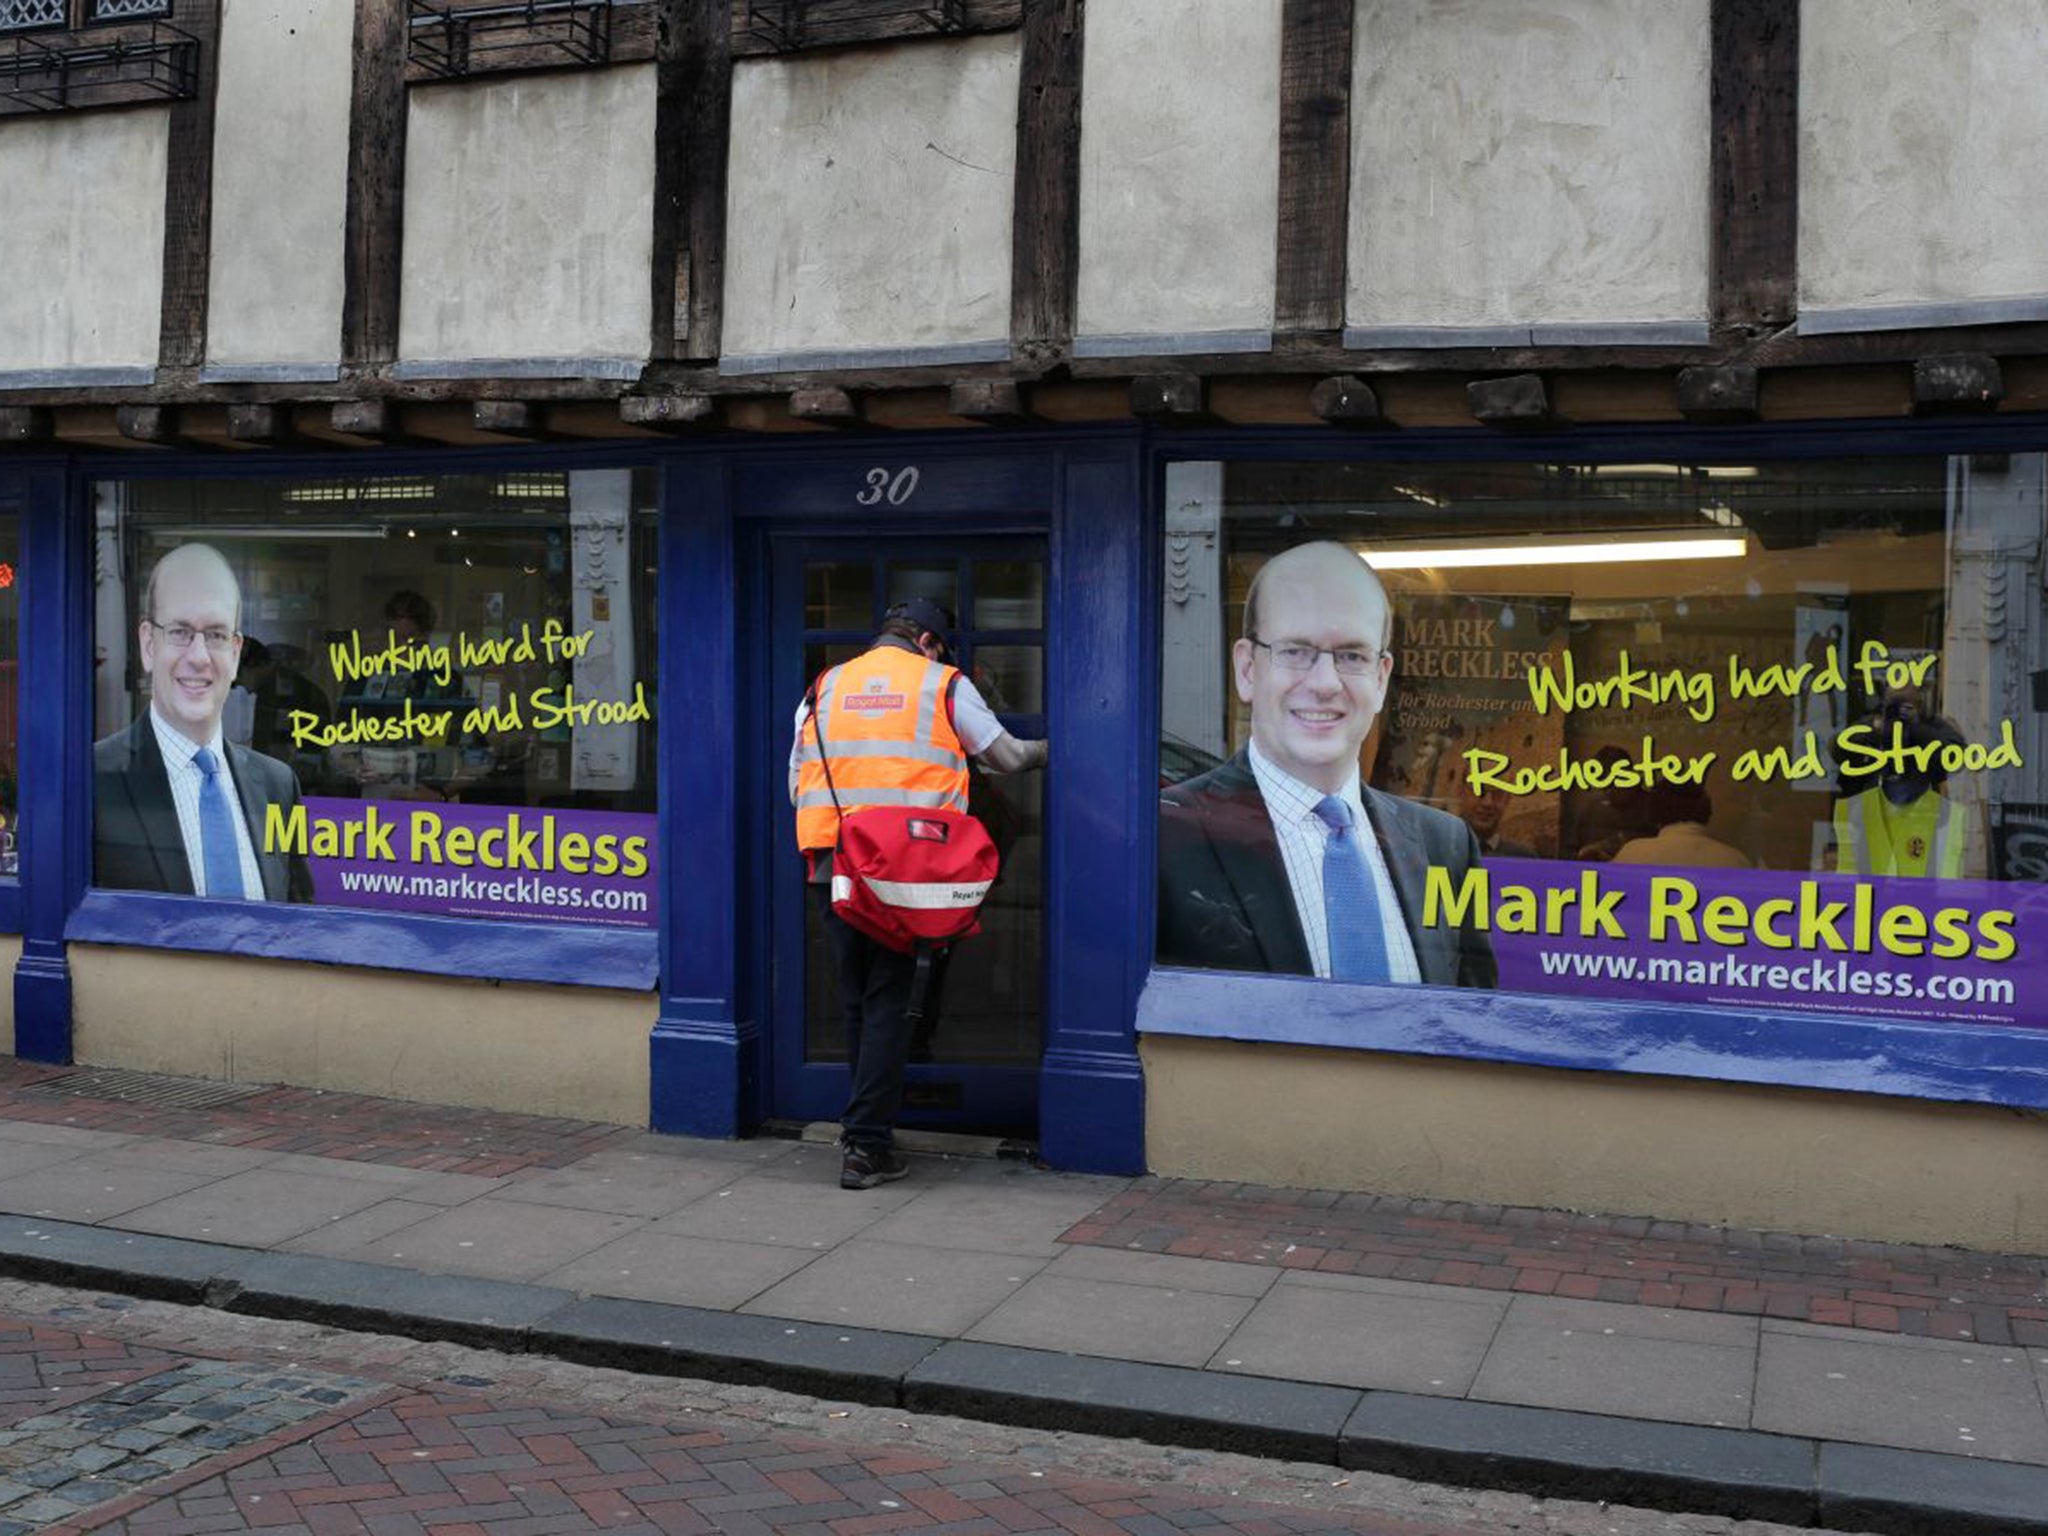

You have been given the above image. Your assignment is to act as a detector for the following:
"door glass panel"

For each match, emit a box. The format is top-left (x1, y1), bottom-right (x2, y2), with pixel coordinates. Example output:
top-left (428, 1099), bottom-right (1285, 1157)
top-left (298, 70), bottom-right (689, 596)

top-left (805, 562), bottom-right (872, 631)
top-left (973, 560), bottom-right (1044, 629)
top-left (792, 544), bottom-right (1049, 1128)
top-left (885, 562), bottom-right (957, 618)
top-left (968, 645), bottom-right (1043, 716)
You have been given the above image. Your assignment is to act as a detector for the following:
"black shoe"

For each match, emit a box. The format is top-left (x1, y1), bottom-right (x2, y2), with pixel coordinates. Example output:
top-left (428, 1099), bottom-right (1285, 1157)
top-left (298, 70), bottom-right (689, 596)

top-left (840, 1143), bottom-right (909, 1190)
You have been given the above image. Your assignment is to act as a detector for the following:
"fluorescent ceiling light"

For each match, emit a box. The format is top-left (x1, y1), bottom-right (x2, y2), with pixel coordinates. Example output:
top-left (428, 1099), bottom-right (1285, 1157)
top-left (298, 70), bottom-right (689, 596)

top-left (1359, 535), bottom-right (1747, 570)
top-left (198, 525), bottom-right (392, 540)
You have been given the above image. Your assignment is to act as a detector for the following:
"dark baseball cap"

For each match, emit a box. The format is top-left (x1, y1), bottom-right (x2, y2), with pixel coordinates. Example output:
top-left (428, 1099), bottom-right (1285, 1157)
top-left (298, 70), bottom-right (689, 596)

top-left (886, 597), bottom-right (955, 641)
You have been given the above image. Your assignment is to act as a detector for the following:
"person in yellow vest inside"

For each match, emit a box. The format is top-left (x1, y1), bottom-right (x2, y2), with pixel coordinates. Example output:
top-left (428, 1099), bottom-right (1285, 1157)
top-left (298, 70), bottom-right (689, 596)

top-left (1832, 691), bottom-right (1970, 879)
top-left (1834, 784), bottom-right (1968, 878)
top-left (790, 597), bottom-right (1049, 1190)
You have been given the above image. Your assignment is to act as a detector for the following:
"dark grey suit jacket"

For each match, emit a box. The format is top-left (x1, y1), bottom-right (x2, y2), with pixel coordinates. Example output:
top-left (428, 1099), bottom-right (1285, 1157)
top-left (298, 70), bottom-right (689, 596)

top-left (1157, 748), bottom-right (1496, 987)
top-left (93, 714), bottom-right (315, 902)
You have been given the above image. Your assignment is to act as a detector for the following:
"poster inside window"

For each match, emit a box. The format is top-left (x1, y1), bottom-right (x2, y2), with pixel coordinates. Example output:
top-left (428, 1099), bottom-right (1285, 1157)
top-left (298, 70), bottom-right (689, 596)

top-left (1157, 455), bottom-right (2048, 1031)
top-left (92, 469), bottom-right (657, 928)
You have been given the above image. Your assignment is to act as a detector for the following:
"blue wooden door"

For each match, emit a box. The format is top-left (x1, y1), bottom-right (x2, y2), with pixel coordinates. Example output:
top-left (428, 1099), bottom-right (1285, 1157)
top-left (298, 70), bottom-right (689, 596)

top-left (768, 536), bottom-right (1049, 1136)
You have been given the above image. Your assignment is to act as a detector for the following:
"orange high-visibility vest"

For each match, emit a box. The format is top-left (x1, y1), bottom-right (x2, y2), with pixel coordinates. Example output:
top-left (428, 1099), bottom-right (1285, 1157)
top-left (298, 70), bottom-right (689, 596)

top-left (795, 644), bottom-right (970, 854)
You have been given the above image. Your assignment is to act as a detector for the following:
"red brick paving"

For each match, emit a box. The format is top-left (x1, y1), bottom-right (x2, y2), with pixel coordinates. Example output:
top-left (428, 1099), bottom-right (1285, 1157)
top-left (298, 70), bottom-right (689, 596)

top-left (0, 1059), bottom-right (631, 1178)
top-left (1059, 1178), bottom-right (2048, 1344)
top-left (47, 1361), bottom-right (1453, 1536)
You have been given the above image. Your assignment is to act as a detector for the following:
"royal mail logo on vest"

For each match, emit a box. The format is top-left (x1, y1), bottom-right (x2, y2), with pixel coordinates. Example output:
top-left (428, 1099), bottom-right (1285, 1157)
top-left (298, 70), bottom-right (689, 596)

top-left (841, 676), bottom-right (906, 714)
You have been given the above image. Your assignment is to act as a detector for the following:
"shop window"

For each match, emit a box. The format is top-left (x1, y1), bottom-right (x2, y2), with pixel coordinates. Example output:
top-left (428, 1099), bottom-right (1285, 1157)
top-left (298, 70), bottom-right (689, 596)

top-left (91, 469), bottom-right (657, 930)
top-left (1156, 455), bottom-right (2048, 1036)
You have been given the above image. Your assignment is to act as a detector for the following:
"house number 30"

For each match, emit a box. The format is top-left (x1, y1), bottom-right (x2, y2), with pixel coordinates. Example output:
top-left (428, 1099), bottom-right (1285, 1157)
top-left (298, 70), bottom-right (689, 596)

top-left (857, 467), bottom-right (921, 506)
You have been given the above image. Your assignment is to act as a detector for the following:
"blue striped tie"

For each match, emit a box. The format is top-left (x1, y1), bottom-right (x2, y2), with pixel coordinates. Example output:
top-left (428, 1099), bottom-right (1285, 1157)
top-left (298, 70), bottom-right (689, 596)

top-left (1315, 795), bottom-right (1390, 981)
top-left (191, 747), bottom-right (247, 900)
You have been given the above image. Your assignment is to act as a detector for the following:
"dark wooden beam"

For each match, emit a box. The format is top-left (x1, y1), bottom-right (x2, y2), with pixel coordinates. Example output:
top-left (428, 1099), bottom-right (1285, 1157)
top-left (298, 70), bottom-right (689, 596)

top-left (0, 408), bottom-right (52, 445)
top-left (1309, 374), bottom-right (1381, 427)
top-left (653, 0), bottom-right (733, 362)
top-left (949, 379), bottom-right (1032, 424)
top-left (1711, 0), bottom-right (1798, 329)
top-left (158, 0), bottom-right (224, 369)
top-left (225, 404), bottom-right (295, 444)
top-left (116, 405), bottom-right (187, 445)
top-left (473, 401), bottom-right (544, 436)
top-left (1913, 353), bottom-right (2003, 413)
top-left (1676, 363), bottom-right (1760, 421)
top-left (328, 400), bottom-right (416, 441)
top-left (619, 393), bottom-right (716, 431)
top-left (1131, 374), bottom-right (1213, 424)
top-left (1468, 374), bottom-right (1554, 427)
top-left (1010, 0), bottom-right (1084, 364)
top-left (789, 387), bottom-right (862, 427)
top-left (343, 1), bottom-right (410, 364)
top-left (1274, 0), bottom-right (1353, 335)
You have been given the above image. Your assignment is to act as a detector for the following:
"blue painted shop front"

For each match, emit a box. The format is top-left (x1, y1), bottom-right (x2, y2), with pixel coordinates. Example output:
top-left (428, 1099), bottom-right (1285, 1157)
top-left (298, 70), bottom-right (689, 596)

top-left (5, 416), bottom-right (2048, 1179)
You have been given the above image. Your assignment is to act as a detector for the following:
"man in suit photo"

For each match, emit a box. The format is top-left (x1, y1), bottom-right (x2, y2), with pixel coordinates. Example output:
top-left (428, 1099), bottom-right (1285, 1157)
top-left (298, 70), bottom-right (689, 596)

top-left (1158, 540), bottom-right (1495, 987)
top-left (94, 542), bottom-right (314, 902)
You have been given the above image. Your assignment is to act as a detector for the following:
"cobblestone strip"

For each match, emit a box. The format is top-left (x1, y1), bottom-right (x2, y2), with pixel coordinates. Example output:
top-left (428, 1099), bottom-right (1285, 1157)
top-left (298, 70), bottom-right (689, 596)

top-left (1061, 1179), bottom-right (2048, 1341)
top-left (0, 1320), bottom-right (182, 1429)
top-left (1, 1356), bottom-right (392, 1529)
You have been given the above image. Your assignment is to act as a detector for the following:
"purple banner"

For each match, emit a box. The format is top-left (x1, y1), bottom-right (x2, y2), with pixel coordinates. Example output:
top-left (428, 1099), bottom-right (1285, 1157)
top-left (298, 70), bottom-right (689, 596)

top-left (290, 797), bottom-right (655, 928)
top-left (1470, 857), bottom-right (2046, 1030)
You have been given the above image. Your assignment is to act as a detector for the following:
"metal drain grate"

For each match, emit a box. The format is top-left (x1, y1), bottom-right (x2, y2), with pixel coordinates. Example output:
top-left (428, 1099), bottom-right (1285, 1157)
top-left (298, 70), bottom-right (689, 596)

top-left (30, 1066), bottom-right (266, 1110)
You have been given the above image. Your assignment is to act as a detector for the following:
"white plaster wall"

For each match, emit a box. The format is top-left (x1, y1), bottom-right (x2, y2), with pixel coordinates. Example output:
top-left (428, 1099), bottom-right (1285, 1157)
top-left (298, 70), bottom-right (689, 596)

top-left (205, 0), bottom-right (356, 374)
top-left (0, 108), bottom-right (168, 378)
top-left (399, 65), bottom-right (656, 369)
top-left (1076, 0), bottom-right (1281, 348)
top-left (1801, 0), bottom-right (2048, 321)
top-left (722, 35), bottom-right (1020, 368)
top-left (1347, 0), bottom-right (1710, 335)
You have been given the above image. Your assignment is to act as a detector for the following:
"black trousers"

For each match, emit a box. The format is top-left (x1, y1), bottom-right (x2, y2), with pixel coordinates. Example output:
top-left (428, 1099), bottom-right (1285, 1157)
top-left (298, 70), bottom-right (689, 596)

top-left (815, 887), bottom-right (917, 1150)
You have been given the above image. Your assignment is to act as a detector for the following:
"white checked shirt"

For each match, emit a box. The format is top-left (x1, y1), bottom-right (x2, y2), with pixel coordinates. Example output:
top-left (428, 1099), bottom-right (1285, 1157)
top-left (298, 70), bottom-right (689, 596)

top-left (150, 708), bottom-right (267, 900)
top-left (1247, 740), bottom-right (1421, 983)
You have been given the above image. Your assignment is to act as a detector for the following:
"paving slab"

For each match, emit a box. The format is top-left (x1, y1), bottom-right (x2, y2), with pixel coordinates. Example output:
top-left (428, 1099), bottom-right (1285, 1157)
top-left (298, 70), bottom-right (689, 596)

top-left (99, 1139), bottom-right (282, 1178)
top-left (339, 1196), bottom-right (644, 1281)
top-left (1469, 1295), bottom-right (1758, 1427)
top-left (109, 1167), bottom-right (401, 1248)
top-left (908, 1338), bottom-right (1359, 1462)
top-left (0, 1155), bottom-right (220, 1223)
top-left (538, 1228), bottom-right (821, 1309)
top-left (1043, 1243), bottom-right (1281, 1298)
top-left (1754, 1324), bottom-right (2048, 1462)
top-left (0, 1139), bottom-right (91, 1182)
top-left (652, 1172), bottom-right (914, 1248)
top-left (1211, 1273), bottom-right (1509, 1394)
top-left (275, 1199), bottom-right (446, 1259)
top-left (1817, 1441), bottom-right (2048, 1536)
top-left (858, 1173), bottom-right (1128, 1258)
top-left (1341, 1391), bottom-right (1817, 1525)
top-left (531, 1292), bottom-right (940, 1405)
top-left (964, 1272), bottom-right (1257, 1367)
top-left (489, 1146), bottom-right (745, 1217)
top-left (739, 1238), bottom-right (1043, 1336)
